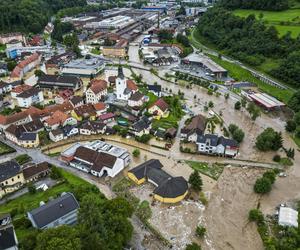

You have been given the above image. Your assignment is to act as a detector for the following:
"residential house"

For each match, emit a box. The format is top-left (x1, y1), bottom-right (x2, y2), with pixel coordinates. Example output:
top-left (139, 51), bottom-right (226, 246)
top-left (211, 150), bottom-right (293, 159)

top-left (49, 128), bottom-right (64, 142)
top-left (27, 192), bottom-right (79, 229)
top-left (0, 214), bottom-right (18, 250)
top-left (16, 87), bottom-right (44, 108)
top-left (86, 79), bottom-right (108, 104)
top-left (131, 116), bottom-right (151, 137)
top-left (0, 32), bottom-right (25, 45)
top-left (54, 89), bottom-right (74, 104)
top-left (62, 125), bottom-right (79, 137)
top-left (93, 102), bottom-right (107, 116)
top-left (80, 121), bottom-right (106, 135)
top-left (148, 98), bottom-right (169, 119)
top-left (69, 96), bottom-right (84, 108)
top-left (0, 161), bottom-right (24, 198)
top-left (5, 124), bottom-right (40, 148)
top-left (148, 84), bottom-right (162, 97)
top-left (0, 106), bottom-right (41, 131)
top-left (11, 53), bottom-right (41, 79)
top-left (180, 114), bottom-right (206, 142)
top-left (99, 112), bottom-right (115, 124)
top-left (11, 84), bottom-right (32, 99)
top-left (0, 80), bottom-right (21, 95)
top-left (44, 110), bottom-right (77, 131)
top-left (22, 162), bottom-right (50, 183)
top-left (45, 52), bottom-right (76, 74)
top-left (196, 134), bottom-right (239, 157)
top-left (71, 104), bottom-right (97, 121)
top-left (128, 91), bottom-right (145, 108)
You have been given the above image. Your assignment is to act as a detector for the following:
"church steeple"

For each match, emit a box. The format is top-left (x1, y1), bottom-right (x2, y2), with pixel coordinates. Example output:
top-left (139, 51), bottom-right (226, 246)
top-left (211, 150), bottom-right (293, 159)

top-left (118, 66), bottom-right (124, 79)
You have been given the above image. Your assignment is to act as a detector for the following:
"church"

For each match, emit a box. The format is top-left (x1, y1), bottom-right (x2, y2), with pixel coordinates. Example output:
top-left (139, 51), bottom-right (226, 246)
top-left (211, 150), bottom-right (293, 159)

top-left (115, 66), bottom-right (138, 100)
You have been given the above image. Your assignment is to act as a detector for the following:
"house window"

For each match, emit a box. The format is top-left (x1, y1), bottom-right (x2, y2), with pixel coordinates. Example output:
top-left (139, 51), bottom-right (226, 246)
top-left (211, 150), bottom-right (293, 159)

top-left (18, 175), bottom-right (20, 179)
top-left (5, 181), bottom-right (8, 185)
top-left (11, 178), bottom-right (14, 182)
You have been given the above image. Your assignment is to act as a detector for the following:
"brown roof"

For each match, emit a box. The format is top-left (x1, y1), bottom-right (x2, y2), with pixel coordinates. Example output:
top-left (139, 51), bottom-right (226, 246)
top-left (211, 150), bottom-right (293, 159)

top-left (181, 114), bottom-right (206, 135)
top-left (22, 162), bottom-right (50, 179)
top-left (43, 101), bottom-right (73, 116)
top-left (11, 84), bottom-right (32, 94)
top-left (129, 91), bottom-right (144, 102)
top-left (69, 96), bottom-right (83, 106)
top-left (0, 107), bottom-right (42, 126)
top-left (93, 102), bottom-right (106, 111)
top-left (150, 98), bottom-right (169, 112)
top-left (108, 76), bottom-right (116, 83)
top-left (126, 80), bottom-right (138, 91)
top-left (74, 146), bottom-right (117, 172)
top-left (5, 124), bottom-right (25, 137)
top-left (45, 110), bottom-right (69, 126)
top-left (74, 104), bottom-right (96, 117)
top-left (89, 79), bottom-right (107, 95)
top-left (11, 53), bottom-right (40, 78)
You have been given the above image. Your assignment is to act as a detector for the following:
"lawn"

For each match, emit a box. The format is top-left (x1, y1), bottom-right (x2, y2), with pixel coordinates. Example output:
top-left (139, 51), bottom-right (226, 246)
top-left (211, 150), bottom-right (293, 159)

top-left (208, 55), bottom-right (294, 103)
top-left (0, 168), bottom-right (94, 241)
top-left (15, 154), bottom-right (32, 165)
top-left (152, 114), bottom-right (180, 130)
top-left (233, 9), bottom-right (300, 38)
top-left (0, 141), bottom-right (16, 156)
top-left (185, 160), bottom-right (224, 180)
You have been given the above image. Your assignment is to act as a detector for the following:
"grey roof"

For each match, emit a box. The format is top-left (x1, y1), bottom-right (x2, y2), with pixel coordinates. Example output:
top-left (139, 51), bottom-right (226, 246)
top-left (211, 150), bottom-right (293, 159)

top-left (147, 168), bottom-right (171, 186)
top-left (197, 134), bottom-right (218, 146)
top-left (50, 128), bottom-right (64, 137)
top-left (0, 160), bottom-right (21, 182)
top-left (129, 159), bottom-right (163, 180)
top-left (132, 116), bottom-right (150, 132)
top-left (18, 132), bottom-right (37, 141)
top-left (16, 88), bottom-right (40, 98)
top-left (0, 226), bottom-right (17, 249)
top-left (148, 84), bottom-right (161, 93)
top-left (118, 66), bottom-right (124, 79)
top-left (153, 177), bottom-right (188, 198)
top-left (218, 136), bottom-right (238, 147)
top-left (28, 192), bottom-right (79, 228)
top-left (23, 119), bottom-right (44, 132)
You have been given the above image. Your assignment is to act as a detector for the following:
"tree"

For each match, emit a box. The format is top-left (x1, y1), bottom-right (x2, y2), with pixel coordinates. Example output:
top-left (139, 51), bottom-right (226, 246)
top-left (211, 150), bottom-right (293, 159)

top-left (232, 129), bottom-right (245, 143)
top-left (228, 124), bottom-right (238, 134)
top-left (50, 166), bottom-right (62, 180)
top-left (286, 148), bottom-right (295, 159)
top-left (196, 225), bottom-right (206, 238)
top-left (273, 154), bottom-right (281, 162)
top-left (255, 128), bottom-right (283, 151)
top-left (294, 112), bottom-right (300, 125)
top-left (34, 69), bottom-right (45, 77)
top-left (35, 225), bottom-right (81, 250)
top-left (234, 101), bottom-right (241, 110)
top-left (262, 170), bottom-right (276, 184)
top-left (254, 177), bottom-right (272, 194)
top-left (136, 134), bottom-right (151, 144)
top-left (241, 97), bottom-right (247, 108)
top-left (188, 171), bottom-right (203, 192)
top-left (286, 120), bottom-right (297, 132)
top-left (247, 103), bottom-right (261, 121)
top-left (248, 209), bottom-right (264, 223)
top-left (28, 183), bottom-right (36, 194)
top-left (224, 93), bottom-right (229, 100)
top-left (132, 148), bottom-right (140, 157)
top-left (208, 101), bottom-right (214, 108)
top-left (186, 242), bottom-right (202, 250)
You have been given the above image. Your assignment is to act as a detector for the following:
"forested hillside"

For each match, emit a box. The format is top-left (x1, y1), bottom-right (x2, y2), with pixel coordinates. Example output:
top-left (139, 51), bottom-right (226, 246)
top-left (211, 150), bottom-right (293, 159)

top-left (196, 7), bottom-right (300, 87)
top-left (0, 0), bottom-right (86, 33)
top-left (219, 0), bottom-right (289, 11)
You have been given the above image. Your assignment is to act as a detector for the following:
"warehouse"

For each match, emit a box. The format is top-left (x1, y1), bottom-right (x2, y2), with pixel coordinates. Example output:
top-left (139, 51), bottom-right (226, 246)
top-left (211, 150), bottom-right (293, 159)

top-left (248, 92), bottom-right (285, 110)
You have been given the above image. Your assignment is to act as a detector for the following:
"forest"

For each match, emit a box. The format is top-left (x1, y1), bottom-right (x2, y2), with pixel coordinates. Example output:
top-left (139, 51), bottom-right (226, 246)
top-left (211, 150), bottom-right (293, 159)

top-left (0, 0), bottom-right (86, 33)
top-left (196, 7), bottom-right (300, 87)
top-left (219, 0), bottom-right (289, 11)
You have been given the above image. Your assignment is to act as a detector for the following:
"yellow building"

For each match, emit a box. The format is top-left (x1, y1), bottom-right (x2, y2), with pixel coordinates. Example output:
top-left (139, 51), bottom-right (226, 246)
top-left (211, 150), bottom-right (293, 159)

top-left (0, 161), bottom-right (25, 199)
top-left (148, 98), bottom-right (169, 119)
top-left (18, 133), bottom-right (40, 148)
top-left (128, 159), bottom-right (188, 204)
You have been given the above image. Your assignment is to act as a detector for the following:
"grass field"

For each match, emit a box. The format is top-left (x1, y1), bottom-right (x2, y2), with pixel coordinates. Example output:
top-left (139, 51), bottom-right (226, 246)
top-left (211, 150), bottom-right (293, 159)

top-left (208, 55), bottom-right (294, 103)
top-left (185, 160), bottom-right (224, 180)
top-left (233, 9), bottom-right (300, 38)
top-left (0, 169), bottom-right (94, 241)
top-left (0, 141), bottom-right (16, 156)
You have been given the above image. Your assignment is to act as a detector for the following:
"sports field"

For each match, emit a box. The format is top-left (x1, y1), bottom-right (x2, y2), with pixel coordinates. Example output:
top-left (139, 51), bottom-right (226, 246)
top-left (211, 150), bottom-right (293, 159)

top-left (234, 9), bottom-right (300, 38)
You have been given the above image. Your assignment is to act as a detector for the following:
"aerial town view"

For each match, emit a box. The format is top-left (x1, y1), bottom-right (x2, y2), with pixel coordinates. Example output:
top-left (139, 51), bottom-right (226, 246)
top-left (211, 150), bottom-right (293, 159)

top-left (0, 0), bottom-right (299, 249)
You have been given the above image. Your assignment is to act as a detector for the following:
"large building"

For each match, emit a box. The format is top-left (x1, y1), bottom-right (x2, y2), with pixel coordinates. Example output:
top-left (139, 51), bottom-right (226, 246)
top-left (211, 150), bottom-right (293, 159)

top-left (85, 15), bottom-right (135, 29)
top-left (61, 58), bottom-right (105, 77)
top-left (0, 214), bottom-right (18, 250)
top-left (11, 53), bottom-right (41, 79)
top-left (27, 192), bottom-right (79, 229)
top-left (61, 140), bottom-right (130, 178)
top-left (37, 75), bottom-right (83, 91)
top-left (0, 32), bottom-right (25, 45)
top-left (16, 87), bottom-right (44, 108)
top-left (128, 159), bottom-right (188, 203)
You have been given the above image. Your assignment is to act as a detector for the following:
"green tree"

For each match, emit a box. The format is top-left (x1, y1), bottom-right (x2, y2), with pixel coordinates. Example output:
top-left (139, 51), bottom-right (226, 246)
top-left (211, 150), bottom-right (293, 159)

top-left (28, 183), bottom-right (36, 194)
top-left (186, 242), bottom-right (202, 250)
top-left (262, 171), bottom-right (276, 184)
top-left (132, 148), bottom-right (140, 157)
top-left (35, 225), bottom-right (81, 250)
top-left (248, 209), bottom-right (264, 223)
top-left (254, 177), bottom-right (272, 194)
top-left (188, 171), bottom-right (203, 192)
top-left (196, 225), bottom-right (206, 238)
top-left (208, 101), bottom-right (214, 108)
top-left (50, 166), bottom-right (62, 180)
top-left (247, 103), bottom-right (261, 121)
top-left (232, 129), bottom-right (245, 143)
top-left (234, 101), bottom-right (241, 110)
top-left (285, 120), bottom-right (297, 132)
top-left (255, 128), bottom-right (283, 151)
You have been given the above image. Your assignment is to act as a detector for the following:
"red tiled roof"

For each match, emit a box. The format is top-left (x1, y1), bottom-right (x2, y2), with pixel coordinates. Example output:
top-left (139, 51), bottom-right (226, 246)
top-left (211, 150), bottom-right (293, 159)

top-left (150, 98), bottom-right (169, 112)
top-left (93, 102), bottom-right (106, 111)
top-left (11, 53), bottom-right (40, 78)
top-left (126, 80), bottom-right (138, 91)
top-left (90, 79), bottom-right (107, 95)
top-left (99, 112), bottom-right (115, 121)
top-left (45, 110), bottom-right (69, 126)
